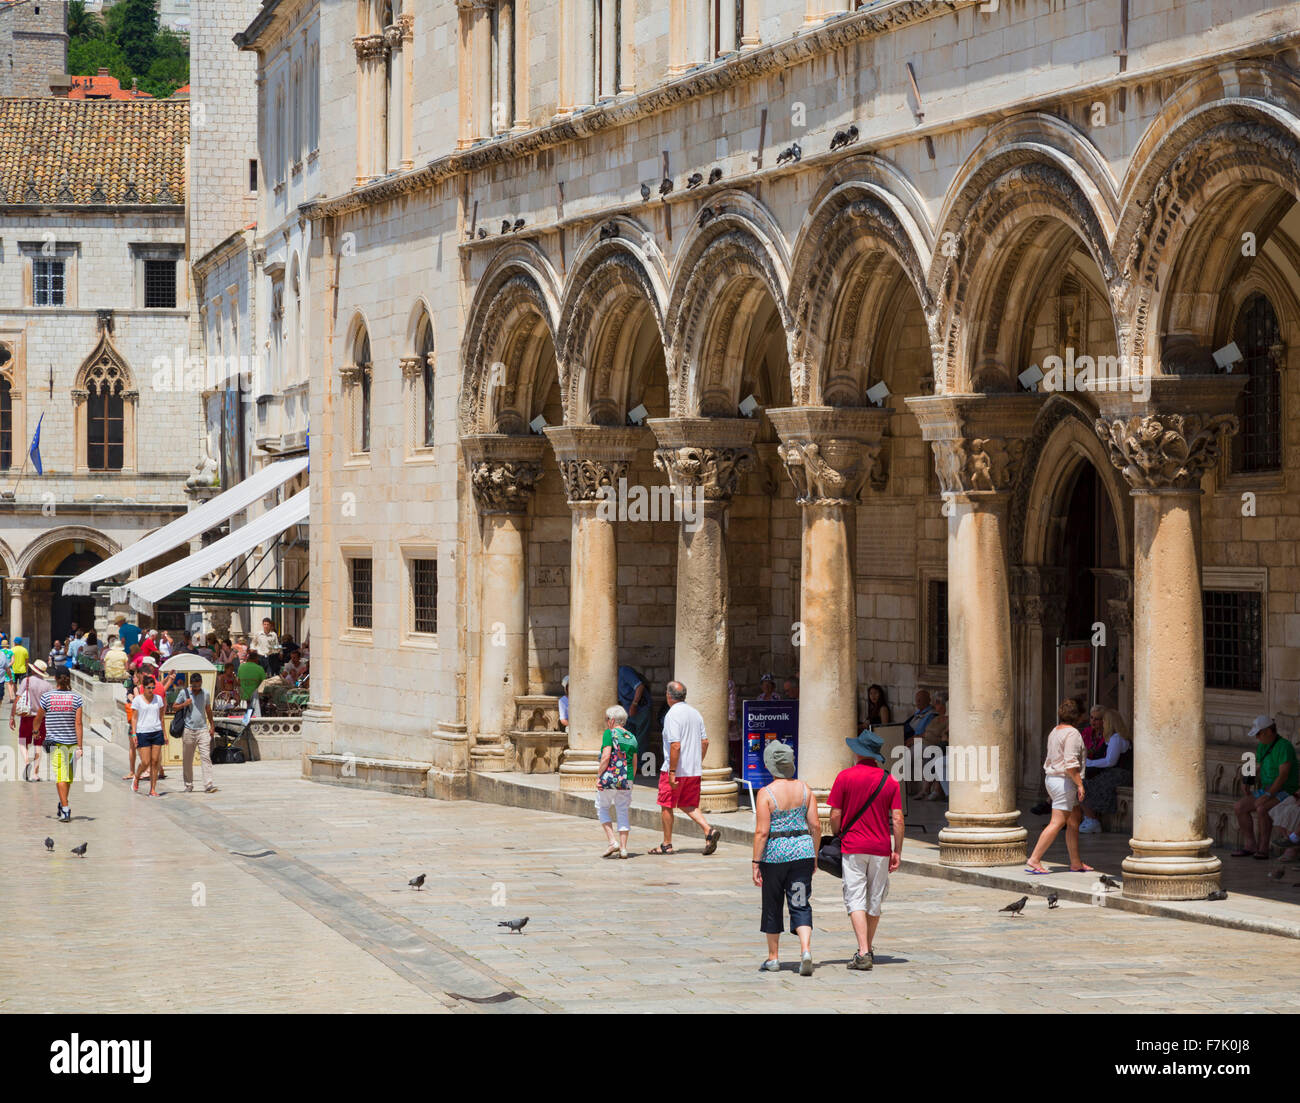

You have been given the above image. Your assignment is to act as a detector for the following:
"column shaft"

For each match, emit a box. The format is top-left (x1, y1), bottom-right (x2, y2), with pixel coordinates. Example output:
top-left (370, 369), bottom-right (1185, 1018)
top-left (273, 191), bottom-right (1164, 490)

top-left (472, 513), bottom-right (528, 771)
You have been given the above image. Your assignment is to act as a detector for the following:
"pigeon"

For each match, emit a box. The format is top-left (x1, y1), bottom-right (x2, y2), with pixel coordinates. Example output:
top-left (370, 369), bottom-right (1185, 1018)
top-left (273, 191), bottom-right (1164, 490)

top-left (44, 837), bottom-right (54, 852)
top-left (830, 129), bottom-right (850, 150)
top-left (999, 895), bottom-right (1028, 916)
top-left (1206, 889), bottom-right (1229, 901)
top-left (599, 222), bottom-right (618, 240)
top-left (498, 916), bottom-right (529, 933)
top-left (476, 227), bottom-right (487, 239)
top-left (71, 843), bottom-right (88, 858)
top-left (1047, 892), bottom-right (1059, 909)
top-left (686, 172), bottom-right (703, 189)
top-left (776, 142), bottom-right (801, 165)
top-left (640, 182), bottom-right (651, 202)
top-left (1098, 874), bottom-right (1121, 891)
top-left (501, 219), bottom-right (511, 235)
top-left (697, 207), bottom-right (715, 229)
top-left (512, 218), bottom-right (525, 232)
top-left (658, 177), bottom-right (673, 197)
top-left (408, 873), bottom-right (426, 891)
top-left (707, 167), bottom-right (723, 185)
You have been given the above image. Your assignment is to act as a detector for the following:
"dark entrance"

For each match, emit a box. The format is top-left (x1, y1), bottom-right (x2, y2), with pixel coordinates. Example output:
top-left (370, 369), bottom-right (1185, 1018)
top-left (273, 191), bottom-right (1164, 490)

top-left (49, 551), bottom-right (100, 645)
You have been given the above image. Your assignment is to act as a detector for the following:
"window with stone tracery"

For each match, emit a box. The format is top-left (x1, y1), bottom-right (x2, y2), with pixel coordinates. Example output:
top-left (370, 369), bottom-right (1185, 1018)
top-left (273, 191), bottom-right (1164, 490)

top-left (83, 354), bottom-right (127, 471)
top-left (419, 317), bottom-right (435, 448)
top-left (345, 326), bottom-right (373, 458)
top-left (1231, 293), bottom-right (1283, 475)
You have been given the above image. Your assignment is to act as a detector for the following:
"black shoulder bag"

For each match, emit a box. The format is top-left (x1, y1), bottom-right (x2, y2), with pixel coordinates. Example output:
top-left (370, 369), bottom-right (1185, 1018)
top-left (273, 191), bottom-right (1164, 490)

top-left (817, 771), bottom-right (890, 879)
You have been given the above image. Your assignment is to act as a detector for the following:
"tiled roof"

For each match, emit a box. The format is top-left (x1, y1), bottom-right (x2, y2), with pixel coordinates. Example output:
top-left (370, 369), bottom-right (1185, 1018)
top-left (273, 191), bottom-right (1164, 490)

top-left (0, 97), bottom-right (188, 205)
top-left (68, 70), bottom-right (155, 101)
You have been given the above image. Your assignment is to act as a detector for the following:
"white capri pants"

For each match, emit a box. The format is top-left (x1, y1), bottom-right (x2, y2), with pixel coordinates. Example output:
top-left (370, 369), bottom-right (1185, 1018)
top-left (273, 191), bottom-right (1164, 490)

top-left (841, 853), bottom-right (891, 917)
top-left (595, 788), bottom-right (633, 830)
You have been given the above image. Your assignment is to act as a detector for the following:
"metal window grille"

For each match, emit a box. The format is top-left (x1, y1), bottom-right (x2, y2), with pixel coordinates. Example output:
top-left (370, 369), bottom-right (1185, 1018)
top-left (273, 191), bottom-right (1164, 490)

top-left (1233, 294), bottom-right (1282, 473)
top-left (927, 579), bottom-right (948, 667)
top-left (350, 558), bottom-right (373, 629)
top-left (34, 259), bottom-right (65, 306)
top-left (412, 558), bottom-right (437, 634)
top-left (144, 259), bottom-right (177, 309)
top-left (1203, 589), bottom-right (1262, 692)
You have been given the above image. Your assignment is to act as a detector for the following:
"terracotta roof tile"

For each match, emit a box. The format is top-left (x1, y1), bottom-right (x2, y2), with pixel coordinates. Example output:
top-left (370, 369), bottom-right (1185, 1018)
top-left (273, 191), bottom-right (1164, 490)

top-left (0, 97), bottom-right (188, 205)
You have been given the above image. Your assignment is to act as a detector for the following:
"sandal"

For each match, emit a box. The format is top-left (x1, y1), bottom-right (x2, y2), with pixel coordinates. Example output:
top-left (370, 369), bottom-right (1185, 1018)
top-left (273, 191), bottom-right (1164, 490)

top-left (601, 844), bottom-right (619, 859)
top-left (647, 843), bottom-right (674, 855)
top-left (703, 829), bottom-right (721, 856)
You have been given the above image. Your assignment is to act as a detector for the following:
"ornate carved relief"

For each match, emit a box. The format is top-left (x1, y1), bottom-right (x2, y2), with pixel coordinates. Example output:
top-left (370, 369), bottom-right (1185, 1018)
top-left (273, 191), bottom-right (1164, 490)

top-left (776, 437), bottom-right (880, 506)
top-left (653, 445), bottom-right (755, 501)
top-left (468, 459), bottom-right (543, 515)
top-left (1094, 411), bottom-right (1238, 490)
top-left (931, 436), bottom-right (1026, 495)
top-left (555, 456), bottom-right (631, 503)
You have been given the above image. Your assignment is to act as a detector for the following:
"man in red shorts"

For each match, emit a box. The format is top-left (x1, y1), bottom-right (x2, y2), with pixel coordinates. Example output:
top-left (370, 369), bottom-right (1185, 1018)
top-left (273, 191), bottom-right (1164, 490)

top-left (648, 680), bottom-right (721, 856)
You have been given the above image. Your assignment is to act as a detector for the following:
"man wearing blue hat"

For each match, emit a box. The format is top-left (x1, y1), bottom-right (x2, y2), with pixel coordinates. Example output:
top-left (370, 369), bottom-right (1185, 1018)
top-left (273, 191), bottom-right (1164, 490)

top-left (829, 730), bottom-right (904, 971)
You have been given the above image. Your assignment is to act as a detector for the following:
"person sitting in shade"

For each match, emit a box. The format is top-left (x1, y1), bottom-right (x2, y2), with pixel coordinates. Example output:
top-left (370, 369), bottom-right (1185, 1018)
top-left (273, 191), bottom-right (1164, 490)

top-left (1232, 716), bottom-right (1299, 860)
top-left (558, 675), bottom-right (569, 730)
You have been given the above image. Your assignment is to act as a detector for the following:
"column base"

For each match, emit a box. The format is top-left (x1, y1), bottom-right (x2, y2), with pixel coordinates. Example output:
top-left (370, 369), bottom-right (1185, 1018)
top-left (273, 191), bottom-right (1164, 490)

top-left (558, 748), bottom-right (600, 791)
top-left (469, 734), bottom-right (514, 773)
top-left (938, 810), bottom-right (1027, 867)
top-left (1121, 838), bottom-right (1222, 901)
top-left (699, 768), bottom-right (738, 814)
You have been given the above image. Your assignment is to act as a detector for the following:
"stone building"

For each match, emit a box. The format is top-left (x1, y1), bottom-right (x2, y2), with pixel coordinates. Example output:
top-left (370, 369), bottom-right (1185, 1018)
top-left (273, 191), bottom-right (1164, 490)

top-left (0, 0), bottom-right (67, 98)
top-left (0, 95), bottom-right (196, 651)
top-left (299, 0), bottom-right (1300, 901)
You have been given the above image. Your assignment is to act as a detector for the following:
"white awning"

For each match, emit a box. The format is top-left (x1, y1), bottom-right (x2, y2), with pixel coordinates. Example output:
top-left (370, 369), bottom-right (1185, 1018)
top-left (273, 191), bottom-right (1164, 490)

top-left (111, 490), bottom-right (310, 616)
top-left (62, 457), bottom-right (308, 597)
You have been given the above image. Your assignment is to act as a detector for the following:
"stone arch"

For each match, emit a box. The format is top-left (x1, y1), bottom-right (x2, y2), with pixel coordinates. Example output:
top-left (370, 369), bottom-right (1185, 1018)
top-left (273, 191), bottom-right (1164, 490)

top-left (17, 526), bottom-right (120, 579)
top-left (459, 244), bottom-right (561, 435)
top-left (787, 155), bottom-right (935, 405)
top-left (1115, 61), bottom-right (1300, 366)
top-left (0, 535), bottom-right (19, 578)
top-left (665, 193), bottom-right (793, 416)
top-left (556, 221), bottom-right (668, 425)
top-left (405, 296), bottom-right (435, 352)
top-left (931, 116), bottom-right (1121, 393)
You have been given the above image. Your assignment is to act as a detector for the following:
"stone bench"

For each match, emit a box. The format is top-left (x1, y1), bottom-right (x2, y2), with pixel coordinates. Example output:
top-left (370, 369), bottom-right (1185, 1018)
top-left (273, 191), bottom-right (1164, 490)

top-left (1114, 741), bottom-right (1256, 847)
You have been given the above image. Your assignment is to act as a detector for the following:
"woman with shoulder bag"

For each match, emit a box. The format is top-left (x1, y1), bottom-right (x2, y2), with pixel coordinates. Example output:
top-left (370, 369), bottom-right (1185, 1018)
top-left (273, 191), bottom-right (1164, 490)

top-left (595, 705), bottom-right (637, 859)
top-left (753, 740), bottom-right (820, 976)
top-left (14, 660), bottom-right (53, 782)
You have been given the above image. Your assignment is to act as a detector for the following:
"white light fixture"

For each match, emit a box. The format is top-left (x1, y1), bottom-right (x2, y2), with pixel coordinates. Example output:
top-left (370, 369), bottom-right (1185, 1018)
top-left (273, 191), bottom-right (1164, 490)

top-left (1018, 364), bottom-right (1044, 392)
top-left (866, 381), bottom-right (890, 407)
top-left (627, 403), bottom-right (648, 426)
top-left (738, 394), bottom-right (759, 418)
top-left (529, 414), bottom-right (548, 434)
top-left (1213, 342), bottom-right (1243, 371)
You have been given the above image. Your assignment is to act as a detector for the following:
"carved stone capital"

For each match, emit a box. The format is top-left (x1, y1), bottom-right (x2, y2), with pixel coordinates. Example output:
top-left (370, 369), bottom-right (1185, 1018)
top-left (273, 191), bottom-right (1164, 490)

top-left (647, 418), bottom-right (757, 503)
top-left (906, 393), bottom-right (1043, 498)
top-left (766, 406), bottom-right (890, 506)
top-left (353, 33), bottom-right (387, 61)
top-left (544, 426), bottom-right (644, 505)
top-left (399, 356), bottom-right (424, 380)
top-left (462, 434), bottom-right (546, 515)
top-left (339, 363), bottom-right (367, 386)
top-left (6, 577), bottom-right (26, 597)
top-left (71, 388), bottom-right (89, 405)
top-left (383, 24), bottom-right (404, 50)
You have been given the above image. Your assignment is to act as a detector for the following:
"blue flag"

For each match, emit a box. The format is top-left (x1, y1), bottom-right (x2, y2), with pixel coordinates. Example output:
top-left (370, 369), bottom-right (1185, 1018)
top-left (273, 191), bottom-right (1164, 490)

top-left (29, 413), bottom-right (43, 476)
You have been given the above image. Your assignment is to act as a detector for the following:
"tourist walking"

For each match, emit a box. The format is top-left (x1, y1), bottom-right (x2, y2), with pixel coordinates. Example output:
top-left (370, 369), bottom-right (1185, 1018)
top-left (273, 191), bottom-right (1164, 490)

top-left (649, 680), bottom-right (721, 856)
top-left (10, 634), bottom-right (29, 689)
top-left (595, 705), bottom-right (637, 858)
top-left (238, 650), bottom-right (268, 709)
top-left (1025, 699), bottom-right (1092, 874)
top-left (14, 660), bottom-right (53, 782)
top-left (829, 731), bottom-right (903, 971)
top-left (130, 678), bottom-right (167, 796)
top-left (752, 740), bottom-right (818, 975)
top-left (172, 673), bottom-right (218, 794)
top-left (35, 670), bottom-right (83, 822)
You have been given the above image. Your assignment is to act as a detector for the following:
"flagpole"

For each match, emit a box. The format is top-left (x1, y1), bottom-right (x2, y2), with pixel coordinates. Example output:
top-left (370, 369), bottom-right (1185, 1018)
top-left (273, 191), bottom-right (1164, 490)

top-left (9, 448), bottom-right (29, 499)
top-left (11, 411), bottom-right (41, 499)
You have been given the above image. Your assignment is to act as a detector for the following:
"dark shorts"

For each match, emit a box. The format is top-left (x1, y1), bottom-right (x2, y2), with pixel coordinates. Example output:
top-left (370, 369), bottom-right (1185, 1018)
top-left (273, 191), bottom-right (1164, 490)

top-left (657, 772), bottom-right (701, 809)
top-left (759, 858), bottom-right (815, 934)
top-left (136, 730), bottom-right (165, 748)
top-left (17, 715), bottom-right (39, 745)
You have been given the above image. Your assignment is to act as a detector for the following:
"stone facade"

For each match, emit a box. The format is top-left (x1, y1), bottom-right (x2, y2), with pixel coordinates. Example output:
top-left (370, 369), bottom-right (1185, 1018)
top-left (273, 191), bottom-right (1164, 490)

top-left (296, 0), bottom-right (1300, 900)
top-left (0, 0), bottom-right (67, 99)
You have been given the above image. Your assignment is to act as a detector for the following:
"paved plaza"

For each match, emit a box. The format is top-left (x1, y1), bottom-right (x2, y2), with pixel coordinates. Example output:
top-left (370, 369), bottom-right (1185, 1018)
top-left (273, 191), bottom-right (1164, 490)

top-left (4, 743), bottom-right (1300, 1015)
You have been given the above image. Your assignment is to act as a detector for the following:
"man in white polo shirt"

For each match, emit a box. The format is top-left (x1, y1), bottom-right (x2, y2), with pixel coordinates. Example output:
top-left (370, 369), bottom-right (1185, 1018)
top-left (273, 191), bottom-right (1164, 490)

top-left (648, 680), bottom-right (721, 856)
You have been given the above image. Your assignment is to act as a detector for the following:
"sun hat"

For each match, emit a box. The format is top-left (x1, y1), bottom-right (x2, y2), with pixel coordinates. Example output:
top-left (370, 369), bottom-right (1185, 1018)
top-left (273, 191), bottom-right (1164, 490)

top-left (760, 672), bottom-right (776, 685)
top-left (31, 659), bottom-right (48, 675)
top-left (1248, 715), bottom-right (1276, 739)
top-left (845, 730), bottom-right (886, 764)
top-left (763, 740), bottom-right (796, 779)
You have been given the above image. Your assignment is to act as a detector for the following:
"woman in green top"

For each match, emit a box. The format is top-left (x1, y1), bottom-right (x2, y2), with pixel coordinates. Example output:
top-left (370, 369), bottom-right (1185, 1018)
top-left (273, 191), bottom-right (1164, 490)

top-left (1232, 716), bottom-right (1299, 859)
top-left (595, 705), bottom-right (637, 859)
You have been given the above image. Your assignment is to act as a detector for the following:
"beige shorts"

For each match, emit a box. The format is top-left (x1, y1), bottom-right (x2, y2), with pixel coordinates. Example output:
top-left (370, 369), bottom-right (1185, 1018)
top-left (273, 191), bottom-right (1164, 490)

top-left (841, 853), bottom-right (890, 916)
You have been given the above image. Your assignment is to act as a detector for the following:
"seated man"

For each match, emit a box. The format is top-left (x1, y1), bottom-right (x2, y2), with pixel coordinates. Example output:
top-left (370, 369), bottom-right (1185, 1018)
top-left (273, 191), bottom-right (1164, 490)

top-left (1232, 716), bottom-right (1298, 859)
top-left (902, 689), bottom-right (936, 798)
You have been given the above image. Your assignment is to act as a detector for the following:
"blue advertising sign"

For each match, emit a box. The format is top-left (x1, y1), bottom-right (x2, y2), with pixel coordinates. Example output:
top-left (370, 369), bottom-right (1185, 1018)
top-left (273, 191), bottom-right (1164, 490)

top-left (742, 700), bottom-right (799, 788)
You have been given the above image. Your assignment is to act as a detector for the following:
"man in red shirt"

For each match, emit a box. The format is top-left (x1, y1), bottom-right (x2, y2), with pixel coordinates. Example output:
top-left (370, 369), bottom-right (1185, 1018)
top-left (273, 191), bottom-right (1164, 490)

top-left (828, 731), bottom-right (904, 971)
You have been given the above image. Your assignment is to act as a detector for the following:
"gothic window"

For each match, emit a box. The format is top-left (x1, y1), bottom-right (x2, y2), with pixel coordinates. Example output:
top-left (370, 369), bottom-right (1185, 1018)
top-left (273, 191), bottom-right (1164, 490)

top-left (84, 355), bottom-right (127, 471)
top-left (419, 317), bottom-right (435, 448)
top-left (0, 377), bottom-right (11, 471)
top-left (1231, 293), bottom-right (1283, 474)
top-left (346, 326), bottom-right (373, 457)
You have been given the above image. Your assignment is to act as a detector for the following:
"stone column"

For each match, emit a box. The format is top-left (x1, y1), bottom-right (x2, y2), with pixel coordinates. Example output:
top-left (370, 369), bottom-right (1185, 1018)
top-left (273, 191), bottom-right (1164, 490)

top-left (649, 418), bottom-right (757, 813)
top-left (618, 0), bottom-right (635, 91)
top-left (7, 577), bottom-right (24, 641)
top-left (741, 0), bottom-right (761, 48)
top-left (1106, 594), bottom-right (1134, 726)
top-left (545, 426), bottom-right (643, 790)
top-left (400, 14), bottom-right (415, 168)
top-left (1010, 564), bottom-right (1066, 798)
top-left (463, 434), bottom-right (545, 773)
top-left (1095, 375), bottom-right (1241, 899)
top-left (384, 23), bottom-right (404, 172)
top-left (907, 393), bottom-right (1042, 866)
top-left (573, 0), bottom-right (596, 107)
top-left (766, 407), bottom-right (889, 800)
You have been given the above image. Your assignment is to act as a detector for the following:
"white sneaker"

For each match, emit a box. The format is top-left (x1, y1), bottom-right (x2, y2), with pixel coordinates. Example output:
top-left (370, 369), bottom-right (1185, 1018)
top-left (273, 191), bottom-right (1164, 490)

top-left (1078, 817), bottom-right (1102, 834)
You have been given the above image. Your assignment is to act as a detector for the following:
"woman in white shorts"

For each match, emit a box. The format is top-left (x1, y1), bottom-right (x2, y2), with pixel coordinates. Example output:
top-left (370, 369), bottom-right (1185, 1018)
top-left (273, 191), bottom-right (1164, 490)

top-left (1025, 699), bottom-right (1093, 874)
top-left (595, 705), bottom-right (637, 859)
